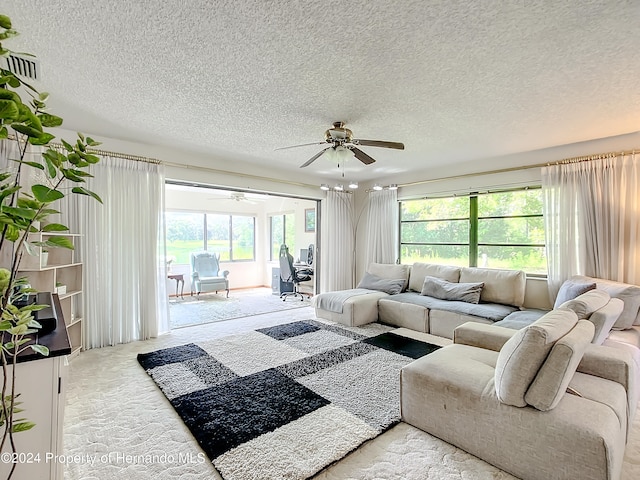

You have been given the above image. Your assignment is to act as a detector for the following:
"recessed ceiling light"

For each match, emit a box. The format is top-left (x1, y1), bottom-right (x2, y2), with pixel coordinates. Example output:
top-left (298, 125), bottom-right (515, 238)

top-left (388, 184), bottom-right (398, 190)
top-left (348, 181), bottom-right (358, 189)
top-left (373, 184), bottom-right (383, 191)
top-left (320, 184), bottom-right (330, 191)
top-left (334, 184), bottom-right (344, 191)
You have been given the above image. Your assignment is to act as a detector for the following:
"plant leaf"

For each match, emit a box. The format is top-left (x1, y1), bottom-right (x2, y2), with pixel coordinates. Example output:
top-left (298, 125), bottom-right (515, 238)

top-left (0, 99), bottom-right (19, 120)
top-left (31, 184), bottom-right (64, 203)
top-left (37, 113), bottom-right (63, 128)
top-left (45, 236), bottom-right (74, 249)
top-left (42, 223), bottom-right (68, 232)
top-left (28, 132), bottom-right (55, 146)
top-left (11, 123), bottom-right (41, 138)
top-left (30, 344), bottom-right (49, 356)
top-left (72, 186), bottom-right (102, 203)
top-left (0, 15), bottom-right (12, 29)
top-left (18, 161), bottom-right (44, 170)
top-left (12, 421), bottom-right (35, 433)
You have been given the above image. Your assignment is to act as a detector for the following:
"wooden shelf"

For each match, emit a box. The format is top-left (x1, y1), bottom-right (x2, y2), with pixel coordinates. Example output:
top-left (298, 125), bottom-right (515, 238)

top-left (18, 233), bottom-right (84, 357)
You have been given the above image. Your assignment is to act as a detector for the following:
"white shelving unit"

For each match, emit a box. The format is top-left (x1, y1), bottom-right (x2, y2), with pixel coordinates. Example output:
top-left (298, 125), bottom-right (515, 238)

top-left (18, 233), bottom-right (84, 358)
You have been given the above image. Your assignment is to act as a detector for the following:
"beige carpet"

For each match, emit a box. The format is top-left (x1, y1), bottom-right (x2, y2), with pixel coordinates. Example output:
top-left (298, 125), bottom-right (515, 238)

top-left (64, 307), bottom-right (640, 480)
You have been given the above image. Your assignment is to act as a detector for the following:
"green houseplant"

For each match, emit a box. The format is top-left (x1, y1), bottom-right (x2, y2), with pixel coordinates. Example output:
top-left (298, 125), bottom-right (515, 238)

top-left (0, 13), bottom-right (102, 479)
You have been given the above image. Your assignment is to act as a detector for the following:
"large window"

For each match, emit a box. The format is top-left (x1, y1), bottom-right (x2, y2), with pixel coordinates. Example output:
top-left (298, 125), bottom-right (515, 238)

top-left (400, 188), bottom-right (546, 274)
top-left (166, 211), bottom-right (255, 263)
top-left (270, 213), bottom-right (295, 260)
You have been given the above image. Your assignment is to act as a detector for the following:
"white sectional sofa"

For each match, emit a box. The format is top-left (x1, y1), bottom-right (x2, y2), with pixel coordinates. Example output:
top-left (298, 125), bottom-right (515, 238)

top-left (316, 262), bottom-right (640, 479)
top-left (315, 262), bottom-right (528, 334)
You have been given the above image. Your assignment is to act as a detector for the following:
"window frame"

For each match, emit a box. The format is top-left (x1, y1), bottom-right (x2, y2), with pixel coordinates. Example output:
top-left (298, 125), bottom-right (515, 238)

top-left (165, 210), bottom-right (256, 263)
top-left (269, 212), bottom-right (295, 261)
top-left (398, 187), bottom-right (546, 275)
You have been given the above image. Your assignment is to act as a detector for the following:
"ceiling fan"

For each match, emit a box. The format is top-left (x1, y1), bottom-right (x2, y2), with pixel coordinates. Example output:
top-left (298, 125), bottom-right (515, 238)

top-left (208, 192), bottom-right (259, 204)
top-left (276, 121), bottom-right (404, 168)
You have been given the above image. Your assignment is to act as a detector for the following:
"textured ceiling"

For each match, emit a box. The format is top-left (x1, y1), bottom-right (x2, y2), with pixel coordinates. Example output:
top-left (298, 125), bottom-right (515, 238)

top-left (4, 1), bottom-right (640, 183)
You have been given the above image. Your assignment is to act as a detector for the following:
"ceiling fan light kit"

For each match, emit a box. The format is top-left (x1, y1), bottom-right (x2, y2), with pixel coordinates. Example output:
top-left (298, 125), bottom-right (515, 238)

top-left (276, 121), bottom-right (405, 169)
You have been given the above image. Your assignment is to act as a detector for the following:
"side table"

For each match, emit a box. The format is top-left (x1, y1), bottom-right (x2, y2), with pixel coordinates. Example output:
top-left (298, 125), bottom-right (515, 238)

top-left (168, 273), bottom-right (185, 299)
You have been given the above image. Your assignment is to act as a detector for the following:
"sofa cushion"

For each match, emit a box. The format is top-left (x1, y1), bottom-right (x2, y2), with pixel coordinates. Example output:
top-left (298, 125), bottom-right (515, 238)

top-left (494, 309), bottom-right (579, 407)
top-left (558, 289), bottom-right (610, 319)
top-left (420, 276), bottom-right (483, 304)
top-left (553, 278), bottom-right (597, 308)
top-left (381, 292), bottom-right (516, 321)
top-left (572, 275), bottom-right (640, 328)
top-left (459, 267), bottom-right (526, 307)
top-left (408, 263), bottom-right (461, 292)
top-left (368, 263), bottom-right (411, 291)
top-left (524, 319), bottom-right (595, 411)
top-left (357, 271), bottom-right (405, 295)
top-left (588, 298), bottom-right (624, 345)
top-left (494, 309), bottom-right (547, 330)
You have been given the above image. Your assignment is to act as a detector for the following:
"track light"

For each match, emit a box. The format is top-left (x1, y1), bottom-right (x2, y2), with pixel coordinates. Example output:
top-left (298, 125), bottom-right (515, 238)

top-left (334, 184), bottom-right (344, 191)
top-left (348, 181), bottom-right (358, 189)
top-left (373, 184), bottom-right (383, 191)
top-left (320, 184), bottom-right (330, 191)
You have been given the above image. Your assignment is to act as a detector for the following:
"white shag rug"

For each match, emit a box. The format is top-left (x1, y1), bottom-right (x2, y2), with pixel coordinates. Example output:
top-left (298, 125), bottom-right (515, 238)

top-left (63, 307), bottom-right (640, 480)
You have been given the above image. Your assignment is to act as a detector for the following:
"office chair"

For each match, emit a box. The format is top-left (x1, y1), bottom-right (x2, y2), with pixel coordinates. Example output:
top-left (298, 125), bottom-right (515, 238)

top-left (279, 244), bottom-right (311, 301)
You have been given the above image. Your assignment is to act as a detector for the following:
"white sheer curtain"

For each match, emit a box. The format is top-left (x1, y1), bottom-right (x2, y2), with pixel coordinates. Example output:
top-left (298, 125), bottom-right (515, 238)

top-left (320, 191), bottom-right (355, 291)
top-left (364, 189), bottom-right (398, 266)
top-left (542, 152), bottom-right (640, 298)
top-left (76, 156), bottom-right (170, 348)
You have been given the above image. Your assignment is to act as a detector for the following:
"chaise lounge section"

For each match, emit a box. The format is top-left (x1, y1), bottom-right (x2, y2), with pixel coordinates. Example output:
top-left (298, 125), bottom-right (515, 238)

top-left (400, 313), bottom-right (636, 480)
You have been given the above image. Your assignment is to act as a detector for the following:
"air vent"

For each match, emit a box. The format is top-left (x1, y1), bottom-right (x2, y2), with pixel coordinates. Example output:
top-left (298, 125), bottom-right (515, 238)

top-left (4, 53), bottom-right (40, 80)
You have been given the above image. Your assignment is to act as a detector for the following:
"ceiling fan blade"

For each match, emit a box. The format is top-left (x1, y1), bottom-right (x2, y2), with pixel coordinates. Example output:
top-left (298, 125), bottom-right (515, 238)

top-left (300, 147), bottom-right (331, 168)
top-left (351, 147), bottom-right (376, 165)
top-left (275, 142), bottom-right (327, 151)
top-left (352, 139), bottom-right (405, 150)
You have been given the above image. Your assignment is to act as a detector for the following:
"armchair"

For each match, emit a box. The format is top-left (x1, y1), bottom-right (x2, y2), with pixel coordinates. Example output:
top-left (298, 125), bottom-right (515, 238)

top-left (190, 251), bottom-right (230, 298)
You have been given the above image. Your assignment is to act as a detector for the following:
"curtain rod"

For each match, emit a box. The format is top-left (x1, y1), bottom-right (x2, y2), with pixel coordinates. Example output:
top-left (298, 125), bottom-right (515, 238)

top-left (397, 148), bottom-right (638, 188)
top-left (5, 135), bottom-right (318, 189)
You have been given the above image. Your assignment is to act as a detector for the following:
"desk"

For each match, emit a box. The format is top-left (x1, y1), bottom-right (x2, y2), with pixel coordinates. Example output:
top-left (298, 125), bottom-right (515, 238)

top-left (168, 273), bottom-right (185, 299)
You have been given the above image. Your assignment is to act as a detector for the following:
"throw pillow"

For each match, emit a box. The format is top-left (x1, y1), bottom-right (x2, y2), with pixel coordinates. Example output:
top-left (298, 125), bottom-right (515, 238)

top-left (525, 320), bottom-right (595, 411)
top-left (558, 289), bottom-right (610, 319)
top-left (553, 278), bottom-right (597, 308)
top-left (368, 263), bottom-right (411, 291)
top-left (357, 271), bottom-right (405, 295)
top-left (494, 309), bottom-right (579, 407)
top-left (420, 276), bottom-right (484, 304)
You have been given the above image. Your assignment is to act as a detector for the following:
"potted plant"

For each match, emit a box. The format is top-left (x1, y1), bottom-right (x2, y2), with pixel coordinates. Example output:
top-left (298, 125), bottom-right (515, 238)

top-left (0, 14), bottom-right (102, 479)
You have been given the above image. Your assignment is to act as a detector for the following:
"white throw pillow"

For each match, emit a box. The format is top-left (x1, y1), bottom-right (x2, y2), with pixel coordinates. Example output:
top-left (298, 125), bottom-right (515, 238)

top-left (494, 309), bottom-right (579, 407)
top-left (459, 267), bottom-right (526, 307)
top-left (525, 320), bottom-right (595, 411)
top-left (408, 263), bottom-right (461, 292)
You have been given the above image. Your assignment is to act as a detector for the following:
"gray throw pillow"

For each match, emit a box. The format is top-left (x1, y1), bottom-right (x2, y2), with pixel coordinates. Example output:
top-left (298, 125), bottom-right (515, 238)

top-left (554, 279), bottom-right (597, 308)
top-left (357, 271), bottom-right (405, 295)
top-left (420, 276), bottom-right (484, 304)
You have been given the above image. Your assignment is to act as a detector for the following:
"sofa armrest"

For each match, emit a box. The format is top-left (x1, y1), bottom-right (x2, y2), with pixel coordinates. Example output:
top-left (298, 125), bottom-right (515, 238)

top-left (222, 270), bottom-right (230, 278)
top-left (578, 344), bottom-right (635, 392)
top-left (453, 322), bottom-right (518, 352)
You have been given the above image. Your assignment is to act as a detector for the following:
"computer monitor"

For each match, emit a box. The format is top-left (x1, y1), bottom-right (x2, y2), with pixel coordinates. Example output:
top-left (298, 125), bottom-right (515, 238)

top-left (299, 248), bottom-right (308, 264)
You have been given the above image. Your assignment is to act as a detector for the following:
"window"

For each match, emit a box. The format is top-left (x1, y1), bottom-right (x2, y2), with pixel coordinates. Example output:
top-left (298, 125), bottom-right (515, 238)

top-left (166, 211), bottom-right (255, 263)
top-left (165, 212), bottom-right (205, 265)
top-left (270, 213), bottom-right (295, 260)
top-left (400, 188), bottom-right (546, 274)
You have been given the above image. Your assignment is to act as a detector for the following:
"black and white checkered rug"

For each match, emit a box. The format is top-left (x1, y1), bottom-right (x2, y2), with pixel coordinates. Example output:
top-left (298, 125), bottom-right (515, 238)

top-left (137, 320), bottom-right (440, 480)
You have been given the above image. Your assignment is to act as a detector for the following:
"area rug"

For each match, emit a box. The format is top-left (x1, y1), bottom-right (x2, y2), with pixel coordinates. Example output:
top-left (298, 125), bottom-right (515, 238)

top-left (137, 320), bottom-right (440, 480)
top-left (169, 288), bottom-right (310, 329)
